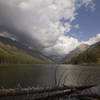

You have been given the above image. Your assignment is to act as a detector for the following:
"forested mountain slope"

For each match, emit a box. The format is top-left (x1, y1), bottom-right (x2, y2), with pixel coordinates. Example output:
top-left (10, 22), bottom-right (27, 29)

top-left (67, 41), bottom-right (100, 65)
top-left (0, 36), bottom-right (53, 64)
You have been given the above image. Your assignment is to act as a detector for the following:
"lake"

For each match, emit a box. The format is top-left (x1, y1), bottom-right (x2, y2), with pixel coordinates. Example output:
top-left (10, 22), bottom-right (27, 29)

top-left (0, 64), bottom-right (100, 100)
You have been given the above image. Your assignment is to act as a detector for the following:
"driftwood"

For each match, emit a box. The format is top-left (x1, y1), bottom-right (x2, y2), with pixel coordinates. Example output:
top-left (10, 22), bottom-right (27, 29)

top-left (76, 94), bottom-right (100, 99)
top-left (0, 84), bottom-right (96, 97)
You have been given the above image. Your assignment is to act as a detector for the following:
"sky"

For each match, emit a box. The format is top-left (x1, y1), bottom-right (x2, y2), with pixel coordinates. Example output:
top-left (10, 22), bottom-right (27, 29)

top-left (67, 0), bottom-right (100, 42)
top-left (0, 0), bottom-right (100, 56)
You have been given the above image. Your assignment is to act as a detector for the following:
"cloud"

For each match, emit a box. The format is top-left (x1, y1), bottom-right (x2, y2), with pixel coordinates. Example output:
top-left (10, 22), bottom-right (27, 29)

top-left (0, 31), bottom-right (14, 39)
top-left (85, 33), bottom-right (100, 45)
top-left (74, 24), bottom-right (80, 29)
top-left (76, 0), bottom-right (95, 11)
top-left (82, 0), bottom-right (95, 10)
top-left (0, 0), bottom-right (95, 55)
top-left (44, 35), bottom-right (79, 55)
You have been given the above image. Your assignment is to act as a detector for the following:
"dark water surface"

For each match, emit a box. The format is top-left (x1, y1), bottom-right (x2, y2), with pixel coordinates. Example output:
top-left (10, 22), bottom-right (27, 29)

top-left (0, 64), bottom-right (100, 99)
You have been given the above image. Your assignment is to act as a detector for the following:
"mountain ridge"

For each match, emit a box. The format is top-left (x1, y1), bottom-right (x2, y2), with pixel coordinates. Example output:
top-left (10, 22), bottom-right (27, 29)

top-left (60, 43), bottom-right (89, 63)
top-left (0, 36), bottom-right (53, 64)
top-left (67, 41), bottom-right (100, 64)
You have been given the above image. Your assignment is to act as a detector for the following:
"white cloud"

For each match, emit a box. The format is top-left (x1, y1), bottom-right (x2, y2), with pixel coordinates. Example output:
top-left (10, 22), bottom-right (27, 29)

top-left (0, 32), bottom-right (10, 37)
top-left (18, 2), bottom-right (32, 11)
top-left (0, 32), bottom-right (16, 40)
top-left (76, 0), bottom-right (95, 11)
top-left (44, 35), bottom-right (79, 55)
top-left (85, 33), bottom-right (100, 45)
top-left (74, 24), bottom-right (80, 29)
top-left (0, 0), bottom-right (95, 55)
top-left (81, 0), bottom-right (95, 10)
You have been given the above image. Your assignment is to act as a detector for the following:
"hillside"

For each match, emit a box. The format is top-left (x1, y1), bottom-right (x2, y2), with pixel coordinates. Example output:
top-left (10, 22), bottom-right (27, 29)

top-left (67, 41), bottom-right (100, 65)
top-left (0, 36), bottom-right (53, 64)
top-left (61, 43), bottom-right (89, 63)
top-left (49, 55), bottom-right (65, 62)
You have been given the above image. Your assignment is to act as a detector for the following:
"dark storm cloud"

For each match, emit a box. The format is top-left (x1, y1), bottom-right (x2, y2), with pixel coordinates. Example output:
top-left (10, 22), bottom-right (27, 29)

top-left (0, 1), bottom-right (43, 49)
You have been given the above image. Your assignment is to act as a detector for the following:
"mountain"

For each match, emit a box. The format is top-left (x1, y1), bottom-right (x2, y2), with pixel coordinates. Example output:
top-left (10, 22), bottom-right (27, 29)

top-left (61, 43), bottom-right (89, 63)
top-left (0, 36), bottom-right (53, 64)
top-left (67, 41), bottom-right (100, 65)
top-left (48, 55), bottom-right (65, 63)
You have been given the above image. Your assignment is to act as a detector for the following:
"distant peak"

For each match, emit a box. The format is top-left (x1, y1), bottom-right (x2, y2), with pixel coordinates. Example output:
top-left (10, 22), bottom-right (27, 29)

top-left (78, 43), bottom-right (89, 51)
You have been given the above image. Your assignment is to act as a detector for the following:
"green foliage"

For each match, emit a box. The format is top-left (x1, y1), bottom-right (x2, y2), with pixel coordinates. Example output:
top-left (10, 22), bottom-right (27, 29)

top-left (0, 36), bottom-right (53, 63)
top-left (69, 51), bottom-right (97, 64)
top-left (66, 42), bottom-right (100, 65)
top-left (0, 43), bottom-right (47, 64)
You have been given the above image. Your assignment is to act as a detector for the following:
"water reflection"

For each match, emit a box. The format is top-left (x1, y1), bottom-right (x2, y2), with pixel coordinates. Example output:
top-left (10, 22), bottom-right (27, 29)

top-left (0, 64), bottom-right (100, 100)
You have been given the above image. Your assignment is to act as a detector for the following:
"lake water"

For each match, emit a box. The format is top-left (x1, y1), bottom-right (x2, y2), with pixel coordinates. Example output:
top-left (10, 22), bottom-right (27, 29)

top-left (0, 64), bottom-right (100, 99)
